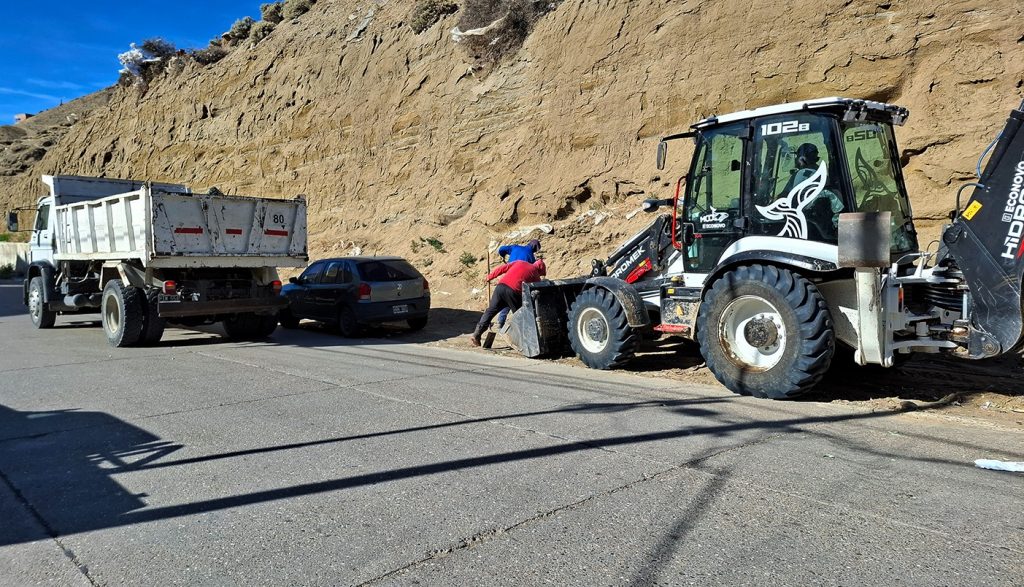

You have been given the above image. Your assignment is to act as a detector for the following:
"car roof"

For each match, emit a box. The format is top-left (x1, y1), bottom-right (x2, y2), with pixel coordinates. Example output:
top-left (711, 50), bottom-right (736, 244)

top-left (311, 256), bottom-right (409, 263)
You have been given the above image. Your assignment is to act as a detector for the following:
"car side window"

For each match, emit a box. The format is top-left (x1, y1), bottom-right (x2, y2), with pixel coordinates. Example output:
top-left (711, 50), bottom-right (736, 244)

top-left (323, 262), bottom-right (340, 284)
top-left (300, 262), bottom-right (325, 284)
top-left (338, 263), bottom-right (354, 284)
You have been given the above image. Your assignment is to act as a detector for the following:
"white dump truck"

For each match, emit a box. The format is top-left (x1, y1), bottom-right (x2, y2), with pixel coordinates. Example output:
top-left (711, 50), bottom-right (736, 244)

top-left (6, 175), bottom-right (308, 346)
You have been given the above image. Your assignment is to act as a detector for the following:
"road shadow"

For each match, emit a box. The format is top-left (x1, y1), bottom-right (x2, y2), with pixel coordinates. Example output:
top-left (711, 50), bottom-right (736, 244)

top-left (0, 404), bottom-right (182, 547)
top-left (0, 393), bottom-right (983, 548)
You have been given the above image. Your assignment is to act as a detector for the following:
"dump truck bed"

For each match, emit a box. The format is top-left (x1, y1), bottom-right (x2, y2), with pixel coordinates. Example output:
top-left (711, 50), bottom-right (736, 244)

top-left (54, 187), bottom-right (307, 268)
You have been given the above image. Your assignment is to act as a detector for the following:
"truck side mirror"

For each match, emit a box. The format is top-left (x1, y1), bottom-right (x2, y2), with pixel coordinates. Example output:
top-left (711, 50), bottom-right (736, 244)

top-left (656, 141), bottom-right (668, 171)
top-left (642, 199), bottom-right (661, 213)
top-left (6, 212), bottom-right (17, 232)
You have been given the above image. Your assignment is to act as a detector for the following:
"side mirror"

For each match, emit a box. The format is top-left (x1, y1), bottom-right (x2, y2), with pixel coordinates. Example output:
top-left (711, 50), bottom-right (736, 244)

top-left (679, 223), bottom-right (696, 247)
top-left (656, 141), bottom-right (668, 171)
top-left (6, 212), bottom-right (18, 232)
top-left (642, 199), bottom-right (661, 213)
top-left (289, 276), bottom-right (298, 284)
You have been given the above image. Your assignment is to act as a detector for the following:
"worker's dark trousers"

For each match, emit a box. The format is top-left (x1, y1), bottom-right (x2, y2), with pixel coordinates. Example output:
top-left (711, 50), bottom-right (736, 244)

top-left (473, 284), bottom-right (522, 337)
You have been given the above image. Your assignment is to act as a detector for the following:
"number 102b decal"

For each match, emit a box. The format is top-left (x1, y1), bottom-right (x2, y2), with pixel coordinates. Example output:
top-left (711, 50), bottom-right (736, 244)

top-left (761, 121), bottom-right (810, 136)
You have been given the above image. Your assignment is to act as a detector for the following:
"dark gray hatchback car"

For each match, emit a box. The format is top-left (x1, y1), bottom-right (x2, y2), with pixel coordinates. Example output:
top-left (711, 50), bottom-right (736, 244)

top-left (279, 256), bottom-right (430, 336)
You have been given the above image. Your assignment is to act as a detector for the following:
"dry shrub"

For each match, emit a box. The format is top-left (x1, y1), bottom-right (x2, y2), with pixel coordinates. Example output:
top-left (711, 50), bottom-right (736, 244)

top-left (191, 45), bottom-right (229, 65)
top-left (457, 0), bottom-right (561, 66)
top-left (250, 20), bottom-right (276, 44)
top-left (283, 0), bottom-right (314, 20)
top-left (227, 16), bottom-right (255, 43)
top-left (409, 0), bottom-right (459, 34)
top-left (261, 2), bottom-right (284, 24)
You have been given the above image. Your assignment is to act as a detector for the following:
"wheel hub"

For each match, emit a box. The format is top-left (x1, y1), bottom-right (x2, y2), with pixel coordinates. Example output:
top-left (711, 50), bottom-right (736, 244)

top-left (719, 295), bottom-right (787, 371)
top-left (743, 317), bottom-right (778, 349)
top-left (29, 289), bottom-right (40, 318)
top-left (585, 317), bottom-right (608, 343)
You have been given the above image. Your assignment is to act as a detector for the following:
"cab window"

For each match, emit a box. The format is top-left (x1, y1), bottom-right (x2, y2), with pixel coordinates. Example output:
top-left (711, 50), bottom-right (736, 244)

top-left (684, 123), bottom-right (746, 272)
top-left (34, 204), bottom-right (50, 231)
top-left (751, 114), bottom-right (845, 242)
top-left (841, 121), bottom-right (916, 253)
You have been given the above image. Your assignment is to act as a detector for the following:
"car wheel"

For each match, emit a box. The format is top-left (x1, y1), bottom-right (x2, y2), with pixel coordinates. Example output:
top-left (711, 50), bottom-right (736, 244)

top-left (337, 306), bottom-right (360, 338)
top-left (407, 316), bottom-right (428, 332)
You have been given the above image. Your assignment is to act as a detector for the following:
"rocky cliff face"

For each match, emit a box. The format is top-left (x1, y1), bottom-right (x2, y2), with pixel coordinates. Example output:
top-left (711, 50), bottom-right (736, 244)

top-left (2, 0), bottom-right (1021, 299)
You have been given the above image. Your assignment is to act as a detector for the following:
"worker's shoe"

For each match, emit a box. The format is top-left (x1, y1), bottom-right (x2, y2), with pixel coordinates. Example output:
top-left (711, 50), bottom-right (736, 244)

top-left (469, 334), bottom-right (481, 347)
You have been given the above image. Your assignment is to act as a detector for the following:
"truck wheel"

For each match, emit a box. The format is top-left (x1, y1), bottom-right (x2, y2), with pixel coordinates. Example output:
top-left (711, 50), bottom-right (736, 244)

top-left (28, 276), bottom-right (56, 329)
top-left (696, 265), bottom-right (834, 399)
top-left (139, 289), bottom-right (166, 345)
top-left (567, 287), bottom-right (639, 369)
top-left (278, 308), bottom-right (300, 329)
top-left (101, 279), bottom-right (145, 348)
top-left (253, 314), bottom-right (278, 338)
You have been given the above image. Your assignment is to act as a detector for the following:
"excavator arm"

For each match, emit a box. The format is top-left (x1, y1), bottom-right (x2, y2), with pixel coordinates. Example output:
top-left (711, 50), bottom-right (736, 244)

top-left (942, 99), bottom-right (1024, 357)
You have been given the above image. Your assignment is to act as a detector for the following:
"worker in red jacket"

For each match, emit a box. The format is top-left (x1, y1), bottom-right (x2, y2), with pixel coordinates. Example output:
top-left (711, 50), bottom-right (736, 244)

top-left (471, 259), bottom-right (546, 346)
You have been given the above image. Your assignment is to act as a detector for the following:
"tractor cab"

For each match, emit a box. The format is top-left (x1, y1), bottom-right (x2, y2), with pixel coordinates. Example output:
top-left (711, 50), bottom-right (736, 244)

top-left (657, 97), bottom-right (918, 278)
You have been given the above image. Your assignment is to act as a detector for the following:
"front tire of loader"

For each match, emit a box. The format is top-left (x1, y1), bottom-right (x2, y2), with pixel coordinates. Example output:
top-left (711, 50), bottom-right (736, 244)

top-left (139, 288), bottom-right (166, 345)
top-left (102, 279), bottom-right (145, 348)
top-left (567, 287), bottom-right (639, 370)
top-left (696, 265), bottom-right (834, 400)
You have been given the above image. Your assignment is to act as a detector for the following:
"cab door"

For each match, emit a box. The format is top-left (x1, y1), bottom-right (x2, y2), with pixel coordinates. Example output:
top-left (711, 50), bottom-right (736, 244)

top-left (681, 123), bottom-right (748, 278)
top-left (30, 202), bottom-right (54, 266)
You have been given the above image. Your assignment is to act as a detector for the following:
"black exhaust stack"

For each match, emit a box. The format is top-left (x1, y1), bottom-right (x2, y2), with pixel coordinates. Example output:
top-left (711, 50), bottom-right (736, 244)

top-left (942, 99), bottom-right (1024, 358)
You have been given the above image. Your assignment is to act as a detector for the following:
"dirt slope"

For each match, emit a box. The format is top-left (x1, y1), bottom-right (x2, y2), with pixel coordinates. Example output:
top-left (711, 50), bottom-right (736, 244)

top-left (1, 0), bottom-right (1021, 296)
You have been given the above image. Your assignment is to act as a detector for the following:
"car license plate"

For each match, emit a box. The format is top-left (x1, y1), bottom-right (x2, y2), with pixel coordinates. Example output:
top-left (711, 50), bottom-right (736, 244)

top-left (392, 304), bottom-right (409, 315)
top-left (158, 294), bottom-right (180, 303)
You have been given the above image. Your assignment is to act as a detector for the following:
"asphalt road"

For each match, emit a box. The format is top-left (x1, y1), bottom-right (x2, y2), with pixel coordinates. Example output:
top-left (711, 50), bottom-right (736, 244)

top-left (0, 281), bottom-right (1021, 586)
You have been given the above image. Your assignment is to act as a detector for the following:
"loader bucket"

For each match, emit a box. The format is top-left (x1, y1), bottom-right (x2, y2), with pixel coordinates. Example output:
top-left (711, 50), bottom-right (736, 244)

top-left (504, 279), bottom-right (585, 358)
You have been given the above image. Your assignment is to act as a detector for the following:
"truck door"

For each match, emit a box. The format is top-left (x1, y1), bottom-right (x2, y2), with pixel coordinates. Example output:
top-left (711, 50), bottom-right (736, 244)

top-left (30, 202), bottom-right (55, 266)
top-left (682, 123), bottom-right (747, 276)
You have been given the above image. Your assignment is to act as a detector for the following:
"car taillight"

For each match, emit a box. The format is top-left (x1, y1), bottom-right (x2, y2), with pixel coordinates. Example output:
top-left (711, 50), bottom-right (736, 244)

top-left (422, 278), bottom-right (430, 293)
top-left (271, 280), bottom-right (282, 294)
top-left (358, 282), bottom-right (371, 301)
top-left (162, 280), bottom-right (176, 295)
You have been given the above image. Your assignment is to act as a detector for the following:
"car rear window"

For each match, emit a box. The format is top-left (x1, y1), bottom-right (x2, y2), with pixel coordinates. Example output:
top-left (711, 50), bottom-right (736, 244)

top-left (357, 259), bottom-right (420, 281)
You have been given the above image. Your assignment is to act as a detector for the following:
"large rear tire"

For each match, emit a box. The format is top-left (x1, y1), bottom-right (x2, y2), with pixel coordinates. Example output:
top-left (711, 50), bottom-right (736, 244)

top-left (101, 279), bottom-right (145, 348)
top-left (139, 288), bottom-right (166, 345)
top-left (696, 265), bottom-right (834, 399)
top-left (28, 276), bottom-right (56, 329)
top-left (567, 287), bottom-right (639, 369)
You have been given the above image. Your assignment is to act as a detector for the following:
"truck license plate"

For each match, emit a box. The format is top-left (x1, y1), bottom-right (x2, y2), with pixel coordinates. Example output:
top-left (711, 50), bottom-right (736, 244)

top-left (158, 294), bottom-right (181, 303)
top-left (392, 304), bottom-right (409, 315)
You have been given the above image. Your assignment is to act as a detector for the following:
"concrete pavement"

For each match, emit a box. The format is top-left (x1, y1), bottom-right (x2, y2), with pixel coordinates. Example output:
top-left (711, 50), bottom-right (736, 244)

top-left (0, 281), bottom-right (1021, 586)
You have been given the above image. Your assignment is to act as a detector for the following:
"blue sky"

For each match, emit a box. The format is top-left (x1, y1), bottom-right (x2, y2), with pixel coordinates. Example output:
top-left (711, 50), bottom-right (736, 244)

top-left (0, 1), bottom-right (262, 124)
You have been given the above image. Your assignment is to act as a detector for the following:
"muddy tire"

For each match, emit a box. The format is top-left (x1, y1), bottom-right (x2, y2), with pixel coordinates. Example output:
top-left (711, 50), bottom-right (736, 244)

top-left (139, 288), bottom-right (166, 345)
top-left (696, 265), bottom-right (834, 399)
top-left (567, 287), bottom-right (639, 370)
top-left (28, 276), bottom-right (56, 329)
top-left (102, 279), bottom-right (145, 348)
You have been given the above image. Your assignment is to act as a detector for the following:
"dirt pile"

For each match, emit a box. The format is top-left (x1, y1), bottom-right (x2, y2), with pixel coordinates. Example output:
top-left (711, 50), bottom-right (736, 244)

top-left (0, 0), bottom-right (1021, 300)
